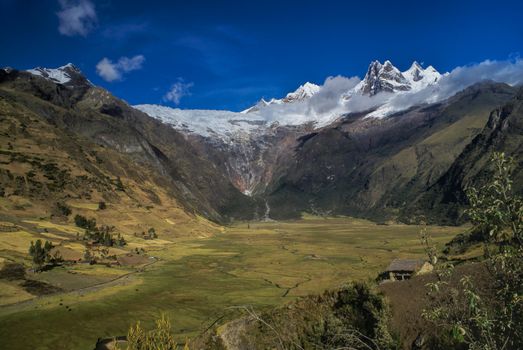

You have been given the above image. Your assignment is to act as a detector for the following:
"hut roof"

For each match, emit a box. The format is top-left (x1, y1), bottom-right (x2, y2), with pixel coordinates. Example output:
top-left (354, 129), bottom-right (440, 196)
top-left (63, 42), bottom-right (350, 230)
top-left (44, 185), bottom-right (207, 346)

top-left (385, 259), bottom-right (427, 272)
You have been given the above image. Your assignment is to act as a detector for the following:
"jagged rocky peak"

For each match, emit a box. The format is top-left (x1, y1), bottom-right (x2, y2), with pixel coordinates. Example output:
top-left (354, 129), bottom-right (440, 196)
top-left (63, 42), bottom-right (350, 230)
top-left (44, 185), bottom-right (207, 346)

top-left (357, 60), bottom-right (442, 96)
top-left (359, 60), bottom-right (410, 95)
top-left (26, 63), bottom-right (90, 86)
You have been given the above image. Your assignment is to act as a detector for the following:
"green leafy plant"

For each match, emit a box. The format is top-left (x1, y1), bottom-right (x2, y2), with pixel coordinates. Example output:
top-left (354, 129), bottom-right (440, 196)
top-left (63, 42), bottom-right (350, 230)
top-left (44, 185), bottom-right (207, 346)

top-left (74, 214), bottom-right (96, 230)
top-left (115, 314), bottom-right (187, 350)
top-left (423, 152), bottom-right (523, 350)
top-left (465, 152), bottom-right (523, 248)
top-left (55, 202), bottom-right (71, 216)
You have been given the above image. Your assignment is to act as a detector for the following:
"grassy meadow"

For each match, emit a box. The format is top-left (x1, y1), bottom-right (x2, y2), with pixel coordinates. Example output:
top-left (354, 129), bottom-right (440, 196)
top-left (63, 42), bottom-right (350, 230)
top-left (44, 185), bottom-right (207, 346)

top-left (0, 216), bottom-right (464, 350)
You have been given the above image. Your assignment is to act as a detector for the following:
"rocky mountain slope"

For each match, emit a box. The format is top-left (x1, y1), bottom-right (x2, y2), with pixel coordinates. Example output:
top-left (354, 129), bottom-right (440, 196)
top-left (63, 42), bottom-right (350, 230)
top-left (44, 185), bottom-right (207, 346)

top-left (408, 86), bottom-right (523, 223)
top-left (0, 65), bottom-right (258, 224)
top-left (264, 82), bottom-right (517, 220)
top-left (136, 60), bottom-right (446, 198)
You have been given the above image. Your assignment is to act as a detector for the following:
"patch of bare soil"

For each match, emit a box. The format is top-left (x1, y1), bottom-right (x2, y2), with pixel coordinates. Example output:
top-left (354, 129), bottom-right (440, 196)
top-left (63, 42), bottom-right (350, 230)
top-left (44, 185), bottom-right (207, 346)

top-left (117, 253), bottom-right (150, 266)
top-left (21, 279), bottom-right (62, 295)
top-left (0, 263), bottom-right (26, 280)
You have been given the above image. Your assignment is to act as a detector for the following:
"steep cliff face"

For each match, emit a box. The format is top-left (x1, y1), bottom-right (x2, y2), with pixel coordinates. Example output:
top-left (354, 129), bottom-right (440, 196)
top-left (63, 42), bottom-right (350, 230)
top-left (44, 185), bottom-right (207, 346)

top-left (406, 87), bottom-right (523, 223)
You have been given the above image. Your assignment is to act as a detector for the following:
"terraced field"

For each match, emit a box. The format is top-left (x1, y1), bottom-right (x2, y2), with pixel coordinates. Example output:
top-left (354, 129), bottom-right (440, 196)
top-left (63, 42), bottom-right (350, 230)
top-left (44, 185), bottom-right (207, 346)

top-left (0, 216), bottom-right (464, 350)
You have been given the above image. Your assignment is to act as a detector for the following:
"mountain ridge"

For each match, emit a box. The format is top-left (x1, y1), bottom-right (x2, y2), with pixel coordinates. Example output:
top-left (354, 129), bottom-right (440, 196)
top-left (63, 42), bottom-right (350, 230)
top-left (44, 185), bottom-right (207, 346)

top-left (0, 66), bottom-right (259, 224)
top-left (6, 61), bottom-right (522, 224)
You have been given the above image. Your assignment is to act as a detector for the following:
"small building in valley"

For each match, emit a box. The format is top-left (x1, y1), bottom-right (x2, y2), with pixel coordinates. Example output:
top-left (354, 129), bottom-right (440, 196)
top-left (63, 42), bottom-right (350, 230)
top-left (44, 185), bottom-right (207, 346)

top-left (382, 259), bottom-right (433, 281)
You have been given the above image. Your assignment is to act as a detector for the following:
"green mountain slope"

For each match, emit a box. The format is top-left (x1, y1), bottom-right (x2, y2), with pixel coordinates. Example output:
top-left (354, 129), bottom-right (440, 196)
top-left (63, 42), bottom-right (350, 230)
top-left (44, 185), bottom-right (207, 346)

top-left (265, 82), bottom-right (516, 222)
top-left (407, 86), bottom-right (523, 223)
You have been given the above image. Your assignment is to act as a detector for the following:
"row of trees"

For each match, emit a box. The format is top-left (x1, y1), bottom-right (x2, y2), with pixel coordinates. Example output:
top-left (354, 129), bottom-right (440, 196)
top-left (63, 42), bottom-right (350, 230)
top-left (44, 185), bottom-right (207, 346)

top-left (74, 214), bottom-right (126, 247)
top-left (28, 239), bottom-right (61, 271)
top-left (28, 213), bottom-right (126, 271)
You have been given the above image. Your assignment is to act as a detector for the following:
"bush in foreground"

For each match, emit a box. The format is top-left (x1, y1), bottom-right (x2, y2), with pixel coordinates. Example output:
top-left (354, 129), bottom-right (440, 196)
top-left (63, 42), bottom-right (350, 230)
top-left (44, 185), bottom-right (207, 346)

top-left (423, 153), bottom-right (523, 349)
top-left (115, 314), bottom-right (188, 350)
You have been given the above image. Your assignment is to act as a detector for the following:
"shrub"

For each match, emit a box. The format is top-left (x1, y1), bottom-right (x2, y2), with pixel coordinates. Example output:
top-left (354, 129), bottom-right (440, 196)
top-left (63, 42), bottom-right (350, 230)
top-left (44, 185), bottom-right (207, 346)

top-left (55, 202), bottom-right (71, 216)
top-left (423, 152), bottom-right (523, 349)
top-left (115, 177), bottom-right (125, 191)
top-left (83, 224), bottom-right (126, 247)
top-left (29, 239), bottom-right (60, 271)
top-left (98, 201), bottom-right (107, 210)
top-left (115, 314), bottom-right (185, 350)
top-left (147, 228), bottom-right (157, 239)
top-left (74, 214), bottom-right (96, 230)
top-left (215, 282), bottom-right (399, 350)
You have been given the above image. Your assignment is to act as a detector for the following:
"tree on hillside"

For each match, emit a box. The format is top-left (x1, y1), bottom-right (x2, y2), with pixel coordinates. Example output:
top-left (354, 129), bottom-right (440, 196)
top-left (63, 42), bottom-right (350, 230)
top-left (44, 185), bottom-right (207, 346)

top-left (115, 176), bottom-right (125, 192)
top-left (147, 228), bottom-right (157, 239)
top-left (29, 239), bottom-right (57, 271)
top-left (423, 152), bottom-right (523, 350)
top-left (74, 214), bottom-right (96, 230)
top-left (54, 202), bottom-right (72, 216)
top-left (83, 248), bottom-right (94, 263)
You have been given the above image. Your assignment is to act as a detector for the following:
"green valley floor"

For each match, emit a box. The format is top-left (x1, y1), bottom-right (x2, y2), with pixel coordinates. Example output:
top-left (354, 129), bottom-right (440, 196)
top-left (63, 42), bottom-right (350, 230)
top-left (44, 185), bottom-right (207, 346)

top-left (0, 216), bottom-right (463, 350)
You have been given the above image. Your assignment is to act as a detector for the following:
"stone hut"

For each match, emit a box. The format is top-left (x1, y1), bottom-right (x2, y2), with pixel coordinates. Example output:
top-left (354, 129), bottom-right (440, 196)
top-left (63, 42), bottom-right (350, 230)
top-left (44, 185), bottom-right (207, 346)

top-left (383, 259), bottom-right (433, 281)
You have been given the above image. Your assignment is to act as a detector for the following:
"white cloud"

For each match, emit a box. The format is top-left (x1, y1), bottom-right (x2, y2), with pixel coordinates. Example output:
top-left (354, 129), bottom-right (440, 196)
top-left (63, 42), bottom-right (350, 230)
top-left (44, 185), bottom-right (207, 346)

top-left (309, 75), bottom-right (360, 114)
top-left (57, 0), bottom-right (97, 37)
top-left (253, 76), bottom-right (361, 126)
top-left (163, 80), bottom-right (194, 105)
top-left (96, 55), bottom-right (145, 82)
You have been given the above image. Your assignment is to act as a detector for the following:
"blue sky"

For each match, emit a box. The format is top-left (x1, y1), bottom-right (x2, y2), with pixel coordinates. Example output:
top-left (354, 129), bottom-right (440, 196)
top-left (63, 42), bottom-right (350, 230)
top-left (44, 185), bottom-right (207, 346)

top-left (1, 0), bottom-right (522, 111)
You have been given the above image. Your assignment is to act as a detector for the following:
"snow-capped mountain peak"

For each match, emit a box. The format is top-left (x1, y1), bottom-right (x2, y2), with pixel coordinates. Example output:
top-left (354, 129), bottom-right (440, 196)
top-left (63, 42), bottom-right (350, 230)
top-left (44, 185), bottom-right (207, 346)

top-left (242, 82), bottom-right (320, 113)
top-left (356, 60), bottom-right (411, 95)
top-left (347, 60), bottom-right (442, 99)
top-left (360, 61), bottom-right (443, 118)
top-left (26, 63), bottom-right (88, 85)
top-left (402, 61), bottom-right (441, 89)
top-left (241, 98), bottom-right (281, 113)
top-left (404, 61), bottom-right (424, 81)
top-left (283, 82), bottom-right (320, 102)
top-left (138, 59), bottom-right (448, 140)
